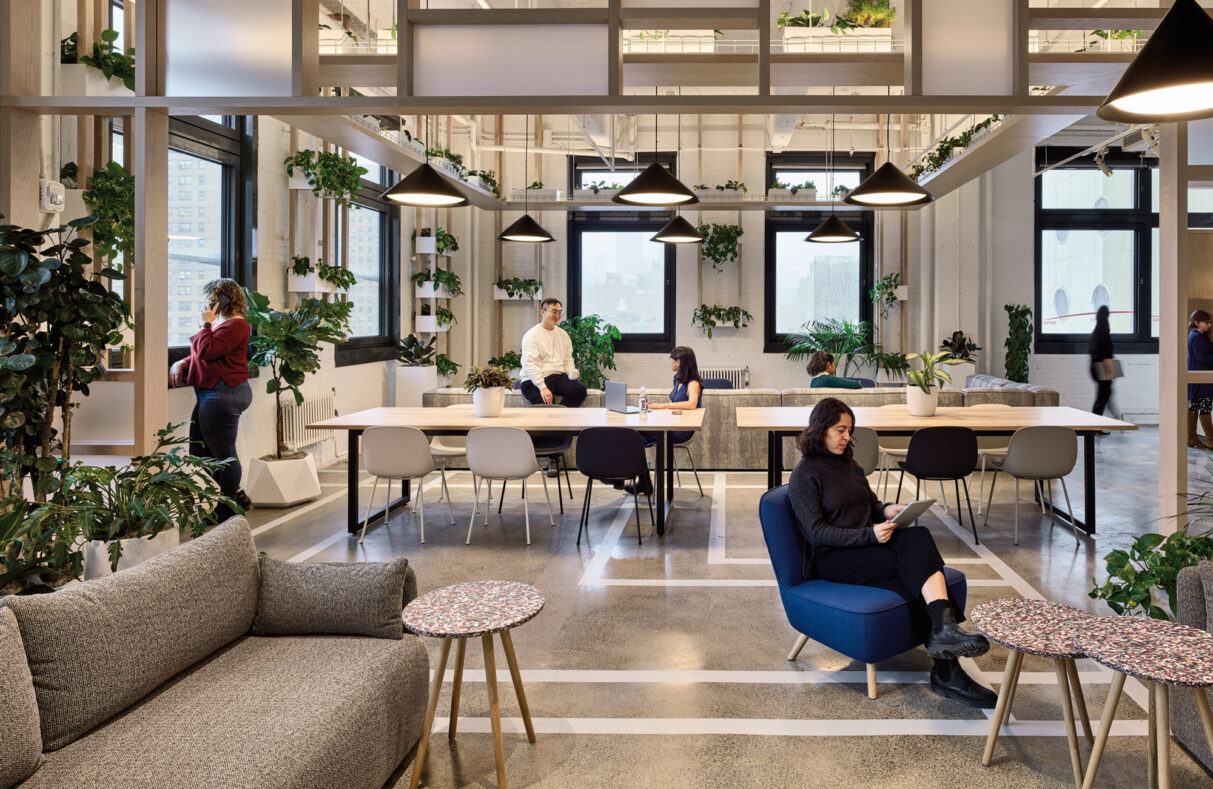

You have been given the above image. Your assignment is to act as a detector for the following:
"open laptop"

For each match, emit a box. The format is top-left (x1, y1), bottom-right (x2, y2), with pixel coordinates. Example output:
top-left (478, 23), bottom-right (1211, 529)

top-left (604, 380), bottom-right (639, 413)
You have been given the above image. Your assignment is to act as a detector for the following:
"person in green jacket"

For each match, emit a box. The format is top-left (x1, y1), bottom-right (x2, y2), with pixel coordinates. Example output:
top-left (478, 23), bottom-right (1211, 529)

top-left (807, 350), bottom-right (862, 389)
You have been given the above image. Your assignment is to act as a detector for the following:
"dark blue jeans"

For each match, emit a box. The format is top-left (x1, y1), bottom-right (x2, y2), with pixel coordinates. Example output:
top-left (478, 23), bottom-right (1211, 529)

top-left (190, 380), bottom-right (253, 498)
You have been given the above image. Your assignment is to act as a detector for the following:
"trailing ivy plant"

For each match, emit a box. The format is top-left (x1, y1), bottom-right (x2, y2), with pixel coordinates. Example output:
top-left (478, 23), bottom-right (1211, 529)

top-left (426, 147), bottom-right (466, 178)
top-left (76, 29), bottom-right (136, 91)
top-left (316, 263), bottom-right (357, 290)
top-left (562, 315), bottom-right (622, 391)
top-left (488, 350), bottom-right (523, 371)
top-left (527, 180), bottom-right (545, 190)
top-left (290, 255), bottom-right (313, 276)
top-left (716, 180), bottom-right (747, 193)
top-left (1004, 303), bottom-right (1032, 383)
top-left (692, 305), bottom-right (753, 339)
top-left (698, 223), bottom-right (743, 272)
top-left (411, 267), bottom-right (463, 297)
top-left (494, 277), bottom-right (543, 299)
top-left (396, 334), bottom-right (436, 367)
top-left (283, 150), bottom-right (368, 208)
top-left (869, 272), bottom-right (903, 320)
top-left (436, 353), bottom-right (460, 378)
top-left (412, 227), bottom-right (460, 255)
top-left (769, 179), bottom-right (814, 195)
top-left (435, 305), bottom-right (456, 328)
top-left (781, 318), bottom-right (872, 376)
top-left (909, 115), bottom-right (1001, 181)
top-left (1090, 514), bottom-right (1213, 620)
top-left (939, 330), bottom-right (981, 361)
top-left (466, 169), bottom-right (502, 199)
top-left (81, 161), bottom-right (135, 263)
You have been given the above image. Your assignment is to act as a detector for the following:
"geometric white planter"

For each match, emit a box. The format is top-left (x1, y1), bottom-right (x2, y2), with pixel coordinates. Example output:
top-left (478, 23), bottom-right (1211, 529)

top-left (472, 387), bottom-right (506, 418)
top-left (60, 64), bottom-right (134, 97)
top-left (906, 385), bottom-right (940, 417)
top-left (82, 529), bottom-right (180, 580)
top-left (395, 365), bottom-right (439, 407)
top-left (245, 454), bottom-right (322, 508)
top-left (288, 174), bottom-right (312, 191)
top-left (415, 315), bottom-right (450, 333)
top-left (695, 189), bottom-right (747, 202)
top-left (781, 27), bottom-right (894, 54)
top-left (493, 286), bottom-right (543, 301)
top-left (944, 361), bottom-right (975, 391)
top-left (288, 271), bottom-right (337, 294)
top-left (414, 282), bottom-right (454, 300)
top-left (415, 236), bottom-right (437, 255)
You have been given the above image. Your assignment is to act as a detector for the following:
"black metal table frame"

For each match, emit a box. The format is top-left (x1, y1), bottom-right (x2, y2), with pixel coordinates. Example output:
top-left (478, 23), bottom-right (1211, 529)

top-left (763, 429), bottom-right (1100, 534)
top-left (345, 429), bottom-right (677, 537)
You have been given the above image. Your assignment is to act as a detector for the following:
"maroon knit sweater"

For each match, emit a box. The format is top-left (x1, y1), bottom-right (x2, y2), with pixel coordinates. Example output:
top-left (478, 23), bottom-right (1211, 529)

top-left (185, 317), bottom-right (250, 389)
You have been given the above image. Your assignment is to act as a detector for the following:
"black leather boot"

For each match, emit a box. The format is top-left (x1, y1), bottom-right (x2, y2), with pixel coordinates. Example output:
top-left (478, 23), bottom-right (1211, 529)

top-left (925, 604), bottom-right (989, 659)
top-left (623, 472), bottom-right (653, 496)
top-left (930, 660), bottom-right (998, 708)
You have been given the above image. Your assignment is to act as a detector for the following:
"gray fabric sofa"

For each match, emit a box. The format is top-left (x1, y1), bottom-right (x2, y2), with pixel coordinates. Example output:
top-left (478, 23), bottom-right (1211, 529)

top-left (964, 373), bottom-right (1061, 406)
top-left (1174, 561), bottom-right (1213, 774)
top-left (0, 518), bottom-right (430, 789)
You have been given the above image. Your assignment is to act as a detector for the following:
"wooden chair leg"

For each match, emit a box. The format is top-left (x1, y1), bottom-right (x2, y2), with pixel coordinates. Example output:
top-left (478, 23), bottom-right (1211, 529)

top-left (1194, 687), bottom-right (1213, 756)
top-left (1054, 658), bottom-right (1084, 789)
top-left (1156, 683), bottom-right (1171, 789)
top-left (1080, 671), bottom-right (1126, 789)
top-left (867, 663), bottom-right (877, 700)
top-left (482, 634), bottom-right (507, 789)
top-left (448, 639), bottom-right (467, 741)
top-left (1149, 682), bottom-right (1158, 789)
top-left (500, 630), bottom-right (536, 743)
top-left (1066, 658), bottom-right (1094, 745)
top-left (984, 649), bottom-right (1023, 766)
top-left (408, 638), bottom-right (452, 789)
top-left (787, 633), bottom-right (809, 661)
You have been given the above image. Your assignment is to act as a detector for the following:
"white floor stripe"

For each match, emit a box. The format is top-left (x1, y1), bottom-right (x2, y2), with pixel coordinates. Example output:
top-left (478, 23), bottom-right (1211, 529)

top-left (595, 578), bottom-right (779, 587)
top-left (577, 496), bottom-right (644, 587)
top-left (284, 477), bottom-right (445, 561)
top-left (426, 716), bottom-right (1148, 738)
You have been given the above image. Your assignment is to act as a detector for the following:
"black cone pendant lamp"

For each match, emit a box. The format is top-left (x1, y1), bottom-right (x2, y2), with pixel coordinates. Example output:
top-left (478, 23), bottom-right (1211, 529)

top-left (1098, 0), bottom-right (1213, 122)
top-left (808, 115), bottom-right (859, 244)
top-left (613, 104), bottom-right (698, 207)
top-left (381, 116), bottom-right (469, 207)
top-left (499, 115), bottom-right (554, 243)
top-left (844, 109), bottom-right (932, 208)
top-left (653, 109), bottom-right (704, 244)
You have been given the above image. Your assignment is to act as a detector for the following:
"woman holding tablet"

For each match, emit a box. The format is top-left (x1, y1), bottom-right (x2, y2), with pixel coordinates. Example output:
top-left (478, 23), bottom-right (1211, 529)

top-left (787, 398), bottom-right (995, 708)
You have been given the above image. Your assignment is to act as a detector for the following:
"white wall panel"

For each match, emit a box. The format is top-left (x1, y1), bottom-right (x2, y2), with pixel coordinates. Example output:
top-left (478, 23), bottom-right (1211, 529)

top-left (921, 0), bottom-right (1014, 96)
top-left (164, 0), bottom-right (293, 96)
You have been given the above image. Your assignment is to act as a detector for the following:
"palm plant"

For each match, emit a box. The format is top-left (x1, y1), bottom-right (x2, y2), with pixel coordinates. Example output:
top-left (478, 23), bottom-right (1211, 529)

top-left (781, 318), bottom-right (873, 376)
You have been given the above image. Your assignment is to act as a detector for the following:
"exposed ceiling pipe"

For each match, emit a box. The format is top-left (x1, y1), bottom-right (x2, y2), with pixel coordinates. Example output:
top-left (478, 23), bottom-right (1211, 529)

top-left (478, 144), bottom-right (633, 159)
top-left (570, 114), bottom-right (611, 167)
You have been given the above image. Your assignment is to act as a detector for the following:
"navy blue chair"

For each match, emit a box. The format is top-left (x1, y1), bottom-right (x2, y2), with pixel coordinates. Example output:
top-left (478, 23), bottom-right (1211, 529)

top-left (759, 485), bottom-right (967, 699)
top-left (575, 427), bottom-right (653, 546)
top-left (845, 377), bottom-right (877, 388)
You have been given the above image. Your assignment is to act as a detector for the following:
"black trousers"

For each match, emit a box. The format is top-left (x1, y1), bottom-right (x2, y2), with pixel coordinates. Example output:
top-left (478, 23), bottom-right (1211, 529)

top-left (1091, 368), bottom-right (1113, 416)
top-left (520, 373), bottom-right (587, 407)
top-left (815, 526), bottom-right (958, 643)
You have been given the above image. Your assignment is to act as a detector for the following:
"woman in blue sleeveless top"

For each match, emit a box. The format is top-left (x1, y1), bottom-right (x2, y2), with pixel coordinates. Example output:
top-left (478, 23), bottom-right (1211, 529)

top-left (619, 346), bottom-right (704, 495)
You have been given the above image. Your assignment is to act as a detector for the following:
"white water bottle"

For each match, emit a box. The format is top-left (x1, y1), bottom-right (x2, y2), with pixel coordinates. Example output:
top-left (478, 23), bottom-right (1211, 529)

top-left (639, 387), bottom-right (648, 415)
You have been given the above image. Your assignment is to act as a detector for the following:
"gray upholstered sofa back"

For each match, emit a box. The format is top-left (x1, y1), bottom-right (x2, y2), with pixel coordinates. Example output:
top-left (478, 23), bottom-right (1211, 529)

top-left (1173, 562), bottom-right (1213, 773)
top-left (964, 374), bottom-right (1060, 406)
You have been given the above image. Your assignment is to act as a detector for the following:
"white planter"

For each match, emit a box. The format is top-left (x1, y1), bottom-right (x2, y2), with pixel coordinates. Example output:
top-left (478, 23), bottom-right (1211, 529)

top-left (573, 188), bottom-right (619, 201)
top-left (696, 189), bottom-right (748, 201)
top-left (288, 272), bottom-right (336, 293)
top-left (781, 26), bottom-right (894, 53)
top-left (245, 454), bottom-right (322, 508)
top-left (415, 236), bottom-right (437, 255)
top-left (395, 365), bottom-right (438, 407)
top-left (510, 188), bottom-right (562, 202)
top-left (944, 361), bottom-right (976, 391)
top-left (288, 174), bottom-right (312, 191)
top-left (473, 387), bottom-right (506, 418)
top-left (83, 529), bottom-right (180, 580)
top-left (906, 385), bottom-right (939, 417)
top-left (414, 282), bottom-right (453, 299)
top-left (493, 285), bottom-right (542, 301)
top-left (415, 315), bottom-right (450, 333)
top-left (60, 63), bottom-right (134, 97)
top-left (767, 188), bottom-right (816, 202)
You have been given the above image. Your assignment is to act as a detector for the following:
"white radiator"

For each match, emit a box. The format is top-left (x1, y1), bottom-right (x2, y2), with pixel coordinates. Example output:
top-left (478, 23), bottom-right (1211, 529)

top-left (699, 366), bottom-right (749, 389)
top-left (280, 391), bottom-right (337, 452)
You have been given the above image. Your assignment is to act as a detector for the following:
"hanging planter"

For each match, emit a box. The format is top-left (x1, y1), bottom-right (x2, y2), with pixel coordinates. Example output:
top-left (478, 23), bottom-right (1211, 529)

top-left (698, 223), bottom-right (744, 272)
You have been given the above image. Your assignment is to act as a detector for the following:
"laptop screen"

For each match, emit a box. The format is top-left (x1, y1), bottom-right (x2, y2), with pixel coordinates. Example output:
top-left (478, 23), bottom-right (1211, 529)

top-left (604, 380), bottom-right (628, 412)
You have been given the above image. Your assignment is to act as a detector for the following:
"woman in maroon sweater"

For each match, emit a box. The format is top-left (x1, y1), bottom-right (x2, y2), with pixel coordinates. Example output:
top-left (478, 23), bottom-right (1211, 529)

top-left (169, 278), bottom-right (253, 514)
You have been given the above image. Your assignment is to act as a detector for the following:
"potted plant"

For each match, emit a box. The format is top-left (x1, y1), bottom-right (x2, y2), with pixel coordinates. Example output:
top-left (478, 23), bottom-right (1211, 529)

top-left (316, 262), bottom-right (357, 293)
top-left (905, 351), bottom-right (965, 417)
top-left (493, 277), bottom-right (544, 301)
top-left (466, 168), bottom-right (503, 200)
top-left (287, 255), bottom-right (332, 294)
top-left (283, 150), bottom-right (368, 208)
top-left (64, 424), bottom-right (237, 578)
top-left (81, 161), bottom-right (135, 264)
top-left (698, 223), bottom-right (743, 272)
top-left (1089, 523), bottom-right (1213, 621)
top-left (436, 353), bottom-right (460, 384)
top-left (465, 365), bottom-right (515, 418)
top-left (243, 288), bottom-right (352, 507)
top-left (412, 227), bottom-right (460, 256)
top-left (412, 267), bottom-right (463, 299)
top-left (416, 304), bottom-right (455, 333)
top-left (488, 350), bottom-right (523, 379)
top-left (692, 304), bottom-right (753, 339)
top-left (574, 180), bottom-right (620, 201)
top-left (779, 2), bottom-right (896, 53)
top-left (60, 29), bottom-right (135, 96)
top-left (768, 179), bottom-right (816, 201)
top-left (510, 180), bottom-right (562, 202)
top-left (869, 272), bottom-right (905, 321)
top-left (1004, 303), bottom-right (1033, 383)
top-left (781, 318), bottom-right (873, 376)
top-left (395, 334), bottom-right (437, 407)
top-left (0, 495), bottom-right (82, 595)
top-left (939, 330), bottom-right (982, 390)
top-left (562, 314), bottom-right (622, 390)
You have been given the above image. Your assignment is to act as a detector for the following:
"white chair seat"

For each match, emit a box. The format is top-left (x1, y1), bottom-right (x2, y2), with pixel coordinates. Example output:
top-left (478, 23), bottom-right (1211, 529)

top-left (430, 436), bottom-right (466, 457)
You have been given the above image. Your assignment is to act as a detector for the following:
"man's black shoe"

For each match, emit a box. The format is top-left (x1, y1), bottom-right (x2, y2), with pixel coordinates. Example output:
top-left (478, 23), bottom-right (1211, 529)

top-left (925, 622), bottom-right (990, 659)
top-left (930, 664), bottom-right (998, 708)
top-left (234, 489), bottom-right (253, 512)
top-left (623, 478), bottom-right (653, 496)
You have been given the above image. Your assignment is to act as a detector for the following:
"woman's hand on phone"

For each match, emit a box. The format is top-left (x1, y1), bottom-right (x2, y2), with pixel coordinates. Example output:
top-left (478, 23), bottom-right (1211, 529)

top-left (200, 301), bottom-right (219, 325)
top-left (873, 521), bottom-right (898, 543)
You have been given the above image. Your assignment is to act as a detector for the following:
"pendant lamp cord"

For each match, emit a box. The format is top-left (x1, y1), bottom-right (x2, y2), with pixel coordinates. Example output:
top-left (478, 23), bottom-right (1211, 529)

top-left (524, 115), bottom-right (529, 212)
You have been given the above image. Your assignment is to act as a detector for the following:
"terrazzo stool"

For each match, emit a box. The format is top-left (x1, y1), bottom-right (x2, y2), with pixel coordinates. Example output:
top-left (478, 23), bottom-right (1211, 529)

top-left (971, 599), bottom-right (1095, 789)
top-left (1074, 616), bottom-right (1213, 789)
top-left (404, 580), bottom-right (545, 789)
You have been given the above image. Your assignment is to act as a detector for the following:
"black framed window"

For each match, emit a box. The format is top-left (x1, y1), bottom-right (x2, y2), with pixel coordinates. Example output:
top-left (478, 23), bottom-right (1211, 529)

top-left (334, 175), bottom-right (400, 367)
top-left (765, 152), bottom-right (873, 202)
top-left (567, 213), bottom-right (676, 353)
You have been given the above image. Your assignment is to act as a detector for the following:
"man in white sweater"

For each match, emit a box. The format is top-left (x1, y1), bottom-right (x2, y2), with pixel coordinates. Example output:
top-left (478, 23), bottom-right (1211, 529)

top-left (519, 298), bottom-right (587, 407)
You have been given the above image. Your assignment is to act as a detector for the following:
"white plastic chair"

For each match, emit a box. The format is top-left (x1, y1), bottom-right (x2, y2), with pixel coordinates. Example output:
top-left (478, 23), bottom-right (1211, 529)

top-left (430, 405), bottom-right (472, 504)
top-left (981, 426), bottom-right (1080, 545)
top-left (466, 426), bottom-right (554, 546)
top-left (851, 426), bottom-right (880, 478)
top-left (360, 426), bottom-right (452, 544)
top-left (970, 403), bottom-right (1015, 515)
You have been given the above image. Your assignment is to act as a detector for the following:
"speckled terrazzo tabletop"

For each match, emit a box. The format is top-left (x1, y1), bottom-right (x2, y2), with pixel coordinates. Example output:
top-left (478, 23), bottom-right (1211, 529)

top-left (1074, 615), bottom-right (1213, 687)
top-left (970, 598), bottom-right (1095, 659)
top-left (403, 580), bottom-right (545, 639)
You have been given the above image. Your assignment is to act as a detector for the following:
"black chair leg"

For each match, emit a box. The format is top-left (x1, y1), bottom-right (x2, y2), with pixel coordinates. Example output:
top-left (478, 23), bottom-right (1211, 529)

top-left (563, 456), bottom-right (574, 500)
top-left (982, 469), bottom-right (999, 529)
top-left (915, 478), bottom-right (920, 501)
top-left (552, 457), bottom-right (564, 514)
top-left (632, 476), bottom-right (643, 546)
top-left (498, 480), bottom-right (507, 513)
top-left (896, 469), bottom-right (906, 503)
top-left (961, 476), bottom-right (979, 545)
top-left (577, 478), bottom-right (593, 546)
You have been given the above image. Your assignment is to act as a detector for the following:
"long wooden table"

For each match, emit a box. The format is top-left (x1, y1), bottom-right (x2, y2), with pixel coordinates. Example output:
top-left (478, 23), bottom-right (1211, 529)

top-left (736, 405), bottom-right (1138, 534)
top-left (308, 406), bottom-right (706, 537)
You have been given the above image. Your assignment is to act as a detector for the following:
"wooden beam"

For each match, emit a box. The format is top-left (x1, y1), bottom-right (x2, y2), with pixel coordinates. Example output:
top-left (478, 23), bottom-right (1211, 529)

top-left (397, 0), bottom-right (412, 98)
top-left (133, 107), bottom-right (168, 455)
top-left (134, 0), bottom-right (164, 96)
top-left (1028, 8), bottom-right (1166, 30)
top-left (292, 0), bottom-right (320, 97)
top-left (1158, 122), bottom-right (1189, 534)
top-left (608, 0), bottom-right (621, 96)
top-left (903, 0), bottom-right (921, 96)
top-left (619, 7), bottom-right (760, 30)
top-left (757, 0), bottom-right (770, 96)
top-left (1013, 0), bottom-right (1029, 96)
top-left (0, 0), bottom-right (42, 228)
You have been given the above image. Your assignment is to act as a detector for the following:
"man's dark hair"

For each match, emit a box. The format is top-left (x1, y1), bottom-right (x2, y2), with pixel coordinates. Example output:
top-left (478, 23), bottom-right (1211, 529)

top-left (796, 397), bottom-right (855, 460)
top-left (540, 297), bottom-right (563, 312)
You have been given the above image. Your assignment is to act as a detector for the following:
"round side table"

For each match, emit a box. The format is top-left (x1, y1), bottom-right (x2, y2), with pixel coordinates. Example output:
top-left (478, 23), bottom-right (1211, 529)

top-left (971, 599), bottom-right (1095, 789)
top-left (1074, 616), bottom-right (1213, 789)
top-left (404, 580), bottom-right (545, 789)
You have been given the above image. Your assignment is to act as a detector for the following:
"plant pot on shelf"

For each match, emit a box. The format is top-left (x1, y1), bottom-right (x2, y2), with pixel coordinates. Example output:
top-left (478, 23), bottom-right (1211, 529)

top-left (245, 454), bottom-right (322, 508)
top-left (767, 188), bottom-right (816, 202)
top-left (510, 188), bottom-right (562, 202)
top-left (573, 188), bottom-right (619, 201)
top-left (82, 529), bottom-right (180, 580)
top-left (60, 64), bottom-right (134, 97)
top-left (415, 236), bottom-right (437, 255)
top-left (287, 173), bottom-right (312, 191)
top-left (415, 315), bottom-right (450, 333)
top-left (414, 283), bottom-right (453, 299)
top-left (943, 361), bottom-right (976, 391)
top-left (395, 365), bottom-right (439, 407)
top-left (288, 272), bottom-right (336, 294)
top-left (473, 387), bottom-right (506, 418)
top-left (493, 286), bottom-right (542, 301)
top-left (906, 385), bottom-right (939, 417)
top-left (704, 188), bottom-right (746, 201)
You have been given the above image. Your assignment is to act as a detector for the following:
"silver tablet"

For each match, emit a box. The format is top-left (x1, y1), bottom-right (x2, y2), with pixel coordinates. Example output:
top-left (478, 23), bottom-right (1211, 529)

top-left (891, 499), bottom-right (937, 527)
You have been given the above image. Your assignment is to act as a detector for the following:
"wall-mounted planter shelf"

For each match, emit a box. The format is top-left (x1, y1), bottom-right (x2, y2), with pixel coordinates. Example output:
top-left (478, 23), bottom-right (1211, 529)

top-left (288, 272), bottom-right (338, 293)
top-left (415, 316), bottom-right (451, 333)
top-left (766, 188), bottom-right (816, 202)
top-left (572, 188), bottom-right (620, 201)
top-left (415, 283), bottom-right (454, 299)
top-left (493, 286), bottom-right (543, 301)
top-left (510, 189), bottom-right (562, 202)
top-left (60, 64), bottom-right (133, 97)
top-left (415, 236), bottom-right (437, 255)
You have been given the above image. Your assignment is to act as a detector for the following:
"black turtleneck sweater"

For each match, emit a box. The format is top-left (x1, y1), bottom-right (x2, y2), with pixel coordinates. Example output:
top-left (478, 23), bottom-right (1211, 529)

top-left (788, 451), bottom-right (887, 552)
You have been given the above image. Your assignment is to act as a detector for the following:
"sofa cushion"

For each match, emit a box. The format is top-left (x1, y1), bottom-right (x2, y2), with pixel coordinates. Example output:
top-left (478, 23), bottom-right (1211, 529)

top-left (962, 388), bottom-right (1035, 407)
top-left (5, 517), bottom-right (259, 751)
top-left (19, 634), bottom-right (431, 789)
top-left (0, 607), bottom-right (42, 788)
top-left (252, 556), bottom-right (411, 639)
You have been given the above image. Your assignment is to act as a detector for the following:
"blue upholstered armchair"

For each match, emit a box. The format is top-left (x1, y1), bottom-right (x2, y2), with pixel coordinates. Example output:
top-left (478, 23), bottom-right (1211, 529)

top-left (759, 485), bottom-right (968, 699)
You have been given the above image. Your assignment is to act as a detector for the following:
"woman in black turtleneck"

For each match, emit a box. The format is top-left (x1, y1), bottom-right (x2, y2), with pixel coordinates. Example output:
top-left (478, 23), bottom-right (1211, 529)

top-left (787, 397), bottom-right (995, 708)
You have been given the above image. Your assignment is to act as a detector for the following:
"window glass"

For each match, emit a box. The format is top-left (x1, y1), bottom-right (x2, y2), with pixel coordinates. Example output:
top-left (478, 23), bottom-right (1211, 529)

top-left (346, 205), bottom-right (384, 337)
top-left (772, 230), bottom-right (861, 334)
top-left (577, 231), bottom-right (665, 334)
top-left (166, 148), bottom-right (225, 346)
top-left (1041, 169), bottom-right (1135, 210)
top-left (1039, 229), bottom-right (1135, 335)
top-left (1150, 168), bottom-right (1213, 213)
top-left (349, 153), bottom-right (385, 185)
top-left (774, 170), bottom-right (861, 195)
top-left (1151, 228), bottom-right (1160, 338)
top-left (579, 171), bottom-right (639, 189)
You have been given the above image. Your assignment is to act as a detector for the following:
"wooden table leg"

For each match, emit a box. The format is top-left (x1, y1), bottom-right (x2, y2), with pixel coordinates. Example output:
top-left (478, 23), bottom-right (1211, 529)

top-left (1053, 659), bottom-right (1084, 789)
top-left (1149, 681), bottom-right (1158, 789)
top-left (409, 639), bottom-right (452, 789)
top-left (1066, 658), bottom-right (1094, 746)
top-left (500, 630), bottom-right (536, 743)
top-left (1156, 683), bottom-right (1171, 789)
top-left (1194, 687), bottom-right (1213, 755)
top-left (448, 639), bottom-right (467, 742)
top-left (483, 634), bottom-right (507, 789)
top-left (1002, 653), bottom-right (1025, 729)
top-left (983, 650), bottom-right (1023, 766)
top-left (1081, 670), bottom-right (1126, 789)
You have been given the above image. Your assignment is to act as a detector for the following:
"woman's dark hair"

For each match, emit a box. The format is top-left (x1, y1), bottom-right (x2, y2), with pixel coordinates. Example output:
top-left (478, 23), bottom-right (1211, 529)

top-left (669, 346), bottom-right (701, 385)
top-left (796, 397), bottom-right (855, 460)
top-left (1191, 309), bottom-right (1211, 331)
top-left (806, 350), bottom-right (835, 376)
top-left (202, 278), bottom-right (246, 318)
top-left (1094, 305), bottom-right (1110, 330)
top-left (1088, 305), bottom-right (1111, 355)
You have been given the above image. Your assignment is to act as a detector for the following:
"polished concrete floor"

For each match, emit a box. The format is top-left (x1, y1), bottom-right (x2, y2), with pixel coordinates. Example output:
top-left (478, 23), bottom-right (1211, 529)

top-left (248, 427), bottom-right (1213, 788)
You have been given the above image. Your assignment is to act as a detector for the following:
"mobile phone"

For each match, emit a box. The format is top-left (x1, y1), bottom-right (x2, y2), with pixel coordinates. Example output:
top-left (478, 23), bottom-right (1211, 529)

top-left (671, 409), bottom-right (684, 415)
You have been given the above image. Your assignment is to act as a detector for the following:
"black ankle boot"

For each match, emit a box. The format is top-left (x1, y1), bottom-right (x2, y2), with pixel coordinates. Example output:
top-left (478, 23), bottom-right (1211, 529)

top-left (925, 603), bottom-right (989, 659)
top-left (623, 475), bottom-right (653, 496)
top-left (930, 659), bottom-right (998, 708)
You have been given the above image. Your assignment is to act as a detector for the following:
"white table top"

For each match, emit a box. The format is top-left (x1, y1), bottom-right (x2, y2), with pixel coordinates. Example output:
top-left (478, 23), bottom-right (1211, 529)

top-left (308, 406), bottom-right (706, 433)
top-left (735, 405), bottom-right (1138, 432)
